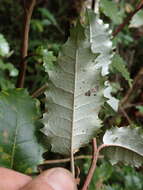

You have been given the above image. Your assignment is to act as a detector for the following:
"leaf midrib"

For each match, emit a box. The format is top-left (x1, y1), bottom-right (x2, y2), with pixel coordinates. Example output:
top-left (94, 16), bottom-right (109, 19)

top-left (10, 116), bottom-right (18, 169)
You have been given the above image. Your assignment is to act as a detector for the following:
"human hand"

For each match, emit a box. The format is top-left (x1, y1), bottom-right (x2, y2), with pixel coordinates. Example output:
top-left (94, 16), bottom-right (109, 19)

top-left (0, 167), bottom-right (77, 190)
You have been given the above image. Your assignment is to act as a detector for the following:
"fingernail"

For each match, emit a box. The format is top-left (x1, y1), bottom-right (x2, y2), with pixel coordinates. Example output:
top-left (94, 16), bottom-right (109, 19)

top-left (47, 168), bottom-right (77, 190)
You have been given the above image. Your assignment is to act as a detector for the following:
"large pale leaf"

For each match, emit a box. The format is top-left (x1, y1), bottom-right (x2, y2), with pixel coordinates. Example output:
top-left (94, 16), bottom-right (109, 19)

top-left (86, 10), bottom-right (118, 111)
top-left (42, 11), bottom-right (118, 156)
top-left (42, 23), bottom-right (102, 155)
top-left (103, 127), bottom-right (143, 167)
top-left (0, 89), bottom-right (44, 173)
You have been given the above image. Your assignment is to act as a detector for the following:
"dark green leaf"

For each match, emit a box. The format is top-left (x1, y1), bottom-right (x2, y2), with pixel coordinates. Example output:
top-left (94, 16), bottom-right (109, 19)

top-left (100, 0), bottom-right (124, 24)
top-left (0, 89), bottom-right (44, 174)
top-left (111, 54), bottom-right (132, 86)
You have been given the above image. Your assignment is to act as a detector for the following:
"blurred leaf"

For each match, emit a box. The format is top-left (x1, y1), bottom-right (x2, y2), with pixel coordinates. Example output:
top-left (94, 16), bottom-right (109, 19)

top-left (130, 10), bottom-right (143, 28)
top-left (103, 127), bottom-right (143, 167)
top-left (136, 106), bottom-right (143, 113)
top-left (125, 175), bottom-right (142, 190)
top-left (0, 89), bottom-right (44, 174)
top-left (89, 161), bottom-right (113, 190)
top-left (104, 81), bottom-right (119, 111)
top-left (0, 74), bottom-right (15, 90)
top-left (35, 46), bottom-right (57, 70)
top-left (38, 8), bottom-right (63, 34)
top-left (31, 19), bottom-right (44, 32)
top-left (111, 54), bottom-right (132, 86)
top-left (0, 60), bottom-right (18, 77)
top-left (100, 0), bottom-right (124, 24)
top-left (38, 8), bottom-right (58, 26)
top-left (0, 34), bottom-right (10, 57)
top-left (42, 49), bottom-right (57, 70)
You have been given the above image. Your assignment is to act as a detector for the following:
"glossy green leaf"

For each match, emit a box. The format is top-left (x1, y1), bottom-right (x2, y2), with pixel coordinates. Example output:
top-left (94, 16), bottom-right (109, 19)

top-left (0, 89), bottom-right (44, 173)
top-left (100, 0), bottom-right (124, 24)
top-left (103, 127), bottom-right (143, 167)
top-left (111, 54), bottom-right (132, 87)
top-left (130, 10), bottom-right (143, 28)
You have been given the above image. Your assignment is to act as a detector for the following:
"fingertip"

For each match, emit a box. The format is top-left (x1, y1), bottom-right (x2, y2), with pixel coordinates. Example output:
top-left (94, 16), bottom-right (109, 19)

top-left (21, 167), bottom-right (77, 190)
top-left (41, 167), bottom-right (77, 190)
top-left (0, 167), bottom-right (32, 190)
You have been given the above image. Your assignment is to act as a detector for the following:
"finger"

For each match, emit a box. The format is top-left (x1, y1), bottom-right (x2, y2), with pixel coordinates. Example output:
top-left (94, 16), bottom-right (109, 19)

top-left (0, 167), bottom-right (32, 190)
top-left (21, 167), bottom-right (77, 190)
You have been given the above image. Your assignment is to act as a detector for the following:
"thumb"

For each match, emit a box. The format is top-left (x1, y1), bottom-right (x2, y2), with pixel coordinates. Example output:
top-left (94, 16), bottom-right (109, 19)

top-left (21, 168), bottom-right (77, 190)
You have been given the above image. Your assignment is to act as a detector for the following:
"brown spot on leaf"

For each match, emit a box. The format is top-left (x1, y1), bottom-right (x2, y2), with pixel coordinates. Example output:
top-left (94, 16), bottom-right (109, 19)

top-left (85, 90), bottom-right (91, 96)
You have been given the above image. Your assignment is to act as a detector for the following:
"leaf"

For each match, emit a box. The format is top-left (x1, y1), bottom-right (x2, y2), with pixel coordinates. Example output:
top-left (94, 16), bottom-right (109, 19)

top-left (38, 8), bottom-right (58, 26)
top-left (86, 10), bottom-right (119, 111)
top-left (0, 34), bottom-right (10, 57)
top-left (35, 46), bottom-right (57, 70)
top-left (42, 11), bottom-right (118, 156)
top-left (103, 127), bottom-right (143, 167)
top-left (86, 10), bottom-right (113, 76)
top-left (111, 54), bottom-right (132, 86)
top-left (42, 22), bottom-right (101, 156)
top-left (31, 19), bottom-right (44, 32)
top-left (0, 71), bottom-right (15, 90)
top-left (0, 59), bottom-right (19, 77)
top-left (0, 89), bottom-right (44, 173)
top-left (130, 10), bottom-right (143, 28)
top-left (42, 50), bottom-right (57, 71)
top-left (103, 81), bottom-right (119, 111)
top-left (136, 106), bottom-right (143, 113)
top-left (100, 0), bottom-right (124, 24)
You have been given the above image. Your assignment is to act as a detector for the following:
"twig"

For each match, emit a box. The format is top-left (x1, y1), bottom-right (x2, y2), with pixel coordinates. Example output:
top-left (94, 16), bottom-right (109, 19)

top-left (120, 68), bottom-right (143, 107)
top-left (31, 84), bottom-right (48, 98)
top-left (39, 155), bottom-right (103, 166)
top-left (17, 0), bottom-right (36, 88)
top-left (82, 143), bottom-right (132, 190)
top-left (120, 106), bottom-right (133, 125)
top-left (82, 141), bottom-right (107, 190)
top-left (82, 139), bottom-right (98, 190)
top-left (123, 103), bottom-right (143, 109)
top-left (113, 1), bottom-right (143, 37)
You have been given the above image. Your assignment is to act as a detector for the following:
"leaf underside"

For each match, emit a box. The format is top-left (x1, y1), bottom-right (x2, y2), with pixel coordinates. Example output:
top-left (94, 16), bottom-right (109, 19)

top-left (0, 89), bottom-right (44, 173)
top-left (103, 127), bottom-right (143, 167)
top-left (42, 10), bottom-right (117, 156)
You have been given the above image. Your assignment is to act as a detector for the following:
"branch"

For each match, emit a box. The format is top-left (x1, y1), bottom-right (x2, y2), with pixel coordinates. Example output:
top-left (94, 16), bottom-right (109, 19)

top-left (17, 0), bottom-right (36, 88)
top-left (120, 68), bottom-right (143, 108)
top-left (82, 141), bottom-right (110, 190)
top-left (39, 155), bottom-right (100, 165)
top-left (82, 139), bottom-right (98, 190)
top-left (119, 106), bottom-right (133, 125)
top-left (113, 1), bottom-right (143, 37)
top-left (31, 84), bottom-right (48, 98)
